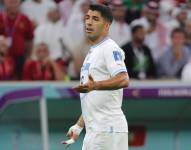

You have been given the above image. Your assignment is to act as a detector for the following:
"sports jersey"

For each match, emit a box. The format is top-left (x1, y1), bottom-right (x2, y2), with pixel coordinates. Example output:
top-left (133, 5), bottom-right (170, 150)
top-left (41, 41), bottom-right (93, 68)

top-left (80, 37), bottom-right (128, 133)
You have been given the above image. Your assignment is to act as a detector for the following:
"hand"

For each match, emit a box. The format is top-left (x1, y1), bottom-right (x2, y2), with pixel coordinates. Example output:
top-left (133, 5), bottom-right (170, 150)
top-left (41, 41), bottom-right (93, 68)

top-left (74, 74), bottom-right (96, 93)
top-left (61, 124), bottom-right (83, 147)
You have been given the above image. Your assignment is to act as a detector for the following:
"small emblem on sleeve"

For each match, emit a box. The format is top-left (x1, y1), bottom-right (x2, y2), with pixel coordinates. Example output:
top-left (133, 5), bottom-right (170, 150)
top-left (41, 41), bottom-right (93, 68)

top-left (113, 51), bottom-right (122, 61)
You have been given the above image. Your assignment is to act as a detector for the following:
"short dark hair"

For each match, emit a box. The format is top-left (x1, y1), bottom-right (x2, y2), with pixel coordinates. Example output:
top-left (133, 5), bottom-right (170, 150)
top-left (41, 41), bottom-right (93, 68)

top-left (89, 4), bottom-right (113, 23)
top-left (131, 25), bottom-right (144, 34)
top-left (171, 27), bottom-right (186, 38)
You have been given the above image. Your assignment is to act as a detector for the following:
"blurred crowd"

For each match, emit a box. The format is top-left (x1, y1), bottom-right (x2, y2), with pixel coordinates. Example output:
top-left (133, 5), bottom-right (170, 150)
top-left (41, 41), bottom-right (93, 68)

top-left (0, 0), bottom-right (191, 81)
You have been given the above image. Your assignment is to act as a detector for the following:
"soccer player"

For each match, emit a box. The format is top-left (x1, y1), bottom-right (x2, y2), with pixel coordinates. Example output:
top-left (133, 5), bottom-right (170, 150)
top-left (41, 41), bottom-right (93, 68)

top-left (62, 4), bottom-right (129, 150)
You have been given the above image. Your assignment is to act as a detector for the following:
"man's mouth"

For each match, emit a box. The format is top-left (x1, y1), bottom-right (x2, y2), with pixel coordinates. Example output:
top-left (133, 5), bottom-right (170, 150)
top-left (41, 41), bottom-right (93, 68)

top-left (86, 28), bottom-right (93, 33)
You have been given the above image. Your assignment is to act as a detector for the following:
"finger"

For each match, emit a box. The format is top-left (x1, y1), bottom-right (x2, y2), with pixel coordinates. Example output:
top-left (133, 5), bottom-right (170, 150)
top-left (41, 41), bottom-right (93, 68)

top-left (79, 89), bottom-right (89, 93)
top-left (66, 131), bottom-right (72, 137)
top-left (61, 138), bottom-right (75, 147)
top-left (74, 86), bottom-right (84, 92)
top-left (88, 74), bottom-right (94, 81)
top-left (75, 85), bottom-right (88, 90)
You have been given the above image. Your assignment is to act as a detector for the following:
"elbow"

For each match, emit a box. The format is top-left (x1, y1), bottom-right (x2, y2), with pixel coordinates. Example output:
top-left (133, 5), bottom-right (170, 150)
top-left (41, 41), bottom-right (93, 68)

top-left (123, 78), bottom-right (129, 88)
top-left (123, 74), bottom-right (130, 88)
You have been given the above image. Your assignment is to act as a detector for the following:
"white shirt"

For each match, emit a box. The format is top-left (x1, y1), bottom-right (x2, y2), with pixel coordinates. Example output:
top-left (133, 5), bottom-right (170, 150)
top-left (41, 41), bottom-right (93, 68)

top-left (80, 37), bottom-right (128, 133)
top-left (34, 21), bottom-right (65, 60)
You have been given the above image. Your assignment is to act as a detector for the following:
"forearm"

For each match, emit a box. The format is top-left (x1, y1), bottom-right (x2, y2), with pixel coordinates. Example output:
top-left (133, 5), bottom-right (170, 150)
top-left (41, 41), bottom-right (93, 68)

top-left (51, 61), bottom-right (64, 80)
top-left (76, 115), bottom-right (85, 128)
top-left (94, 72), bottom-right (129, 90)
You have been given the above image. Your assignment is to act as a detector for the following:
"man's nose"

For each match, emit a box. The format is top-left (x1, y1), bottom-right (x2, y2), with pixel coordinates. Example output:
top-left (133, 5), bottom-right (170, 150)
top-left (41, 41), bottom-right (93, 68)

top-left (86, 19), bottom-right (93, 26)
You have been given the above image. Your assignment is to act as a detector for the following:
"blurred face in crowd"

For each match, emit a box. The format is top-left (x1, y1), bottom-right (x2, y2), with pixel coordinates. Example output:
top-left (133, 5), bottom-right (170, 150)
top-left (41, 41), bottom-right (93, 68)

top-left (4, 0), bottom-right (20, 12)
top-left (112, 5), bottom-right (126, 22)
top-left (47, 8), bottom-right (61, 23)
top-left (176, 11), bottom-right (187, 25)
top-left (145, 9), bottom-right (159, 24)
top-left (133, 27), bottom-right (145, 44)
top-left (171, 32), bottom-right (186, 47)
top-left (35, 43), bottom-right (49, 61)
top-left (85, 10), bottom-right (110, 42)
top-left (0, 36), bottom-right (8, 57)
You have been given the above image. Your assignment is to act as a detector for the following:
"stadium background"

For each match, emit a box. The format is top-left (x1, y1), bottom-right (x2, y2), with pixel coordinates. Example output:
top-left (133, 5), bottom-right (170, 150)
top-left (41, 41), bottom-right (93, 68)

top-left (0, 0), bottom-right (191, 150)
top-left (0, 81), bottom-right (191, 150)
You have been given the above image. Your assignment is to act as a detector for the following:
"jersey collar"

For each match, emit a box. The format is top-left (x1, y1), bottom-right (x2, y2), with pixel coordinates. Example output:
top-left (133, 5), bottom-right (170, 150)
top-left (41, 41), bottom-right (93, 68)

top-left (90, 36), bottom-right (109, 49)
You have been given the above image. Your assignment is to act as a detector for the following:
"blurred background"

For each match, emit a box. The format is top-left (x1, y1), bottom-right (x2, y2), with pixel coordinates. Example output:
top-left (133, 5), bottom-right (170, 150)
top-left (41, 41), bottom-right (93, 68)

top-left (0, 0), bottom-right (191, 150)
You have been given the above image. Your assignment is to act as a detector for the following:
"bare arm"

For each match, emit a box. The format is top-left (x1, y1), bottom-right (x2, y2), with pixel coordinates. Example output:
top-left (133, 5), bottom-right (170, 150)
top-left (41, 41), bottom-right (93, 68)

top-left (49, 60), bottom-right (65, 80)
top-left (94, 72), bottom-right (129, 90)
top-left (74, 72), bottom-right (129, 93)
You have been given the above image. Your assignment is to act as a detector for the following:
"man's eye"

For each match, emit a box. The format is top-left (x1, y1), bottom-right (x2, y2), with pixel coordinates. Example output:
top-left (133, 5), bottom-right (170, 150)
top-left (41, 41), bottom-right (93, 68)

top-left (93, 16), bottom-right (99, 21)
top-left (94, 18), bottom-right (99, 21)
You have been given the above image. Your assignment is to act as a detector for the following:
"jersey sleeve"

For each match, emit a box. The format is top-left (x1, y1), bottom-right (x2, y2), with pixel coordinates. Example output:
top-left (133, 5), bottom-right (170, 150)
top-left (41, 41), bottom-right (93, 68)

top-left (103, 44), bottom-right (127, 76)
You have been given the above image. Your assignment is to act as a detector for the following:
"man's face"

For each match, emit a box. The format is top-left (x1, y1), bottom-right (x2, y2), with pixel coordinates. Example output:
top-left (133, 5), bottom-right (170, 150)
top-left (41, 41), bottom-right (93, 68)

top-left (85, 10), bottom-right (109, 41)
top-left (171, 32), bottom-right (186, 46)
top-left (4, 0), bottom-right (20, 11)
top-left (112, 5), bottom-right (126, 22)
top-left (47, 8), bottom-right (60, 23)
top-left (134, 27), bottom-right (145, 43)
top-left (177, 11), bottom-right (187, 24)
top-left (36, 44), bottom-right (49, 61)
top-left (145, 10), bottom-right (158, 24)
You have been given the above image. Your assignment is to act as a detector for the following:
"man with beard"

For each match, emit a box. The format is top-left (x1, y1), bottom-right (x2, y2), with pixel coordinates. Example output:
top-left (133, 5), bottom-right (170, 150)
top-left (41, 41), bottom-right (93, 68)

top-left (122, 25), bottom-right (156, 79)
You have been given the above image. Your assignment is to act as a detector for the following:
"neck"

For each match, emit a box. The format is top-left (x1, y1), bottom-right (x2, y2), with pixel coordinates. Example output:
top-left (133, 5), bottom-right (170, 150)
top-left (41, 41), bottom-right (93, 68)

top-left (89, 33), bottom-right (108, 46)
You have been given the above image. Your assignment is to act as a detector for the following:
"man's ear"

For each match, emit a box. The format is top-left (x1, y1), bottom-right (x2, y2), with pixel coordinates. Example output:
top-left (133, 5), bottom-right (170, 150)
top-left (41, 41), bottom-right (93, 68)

top-left (105, 22), bottom-right (111, 31)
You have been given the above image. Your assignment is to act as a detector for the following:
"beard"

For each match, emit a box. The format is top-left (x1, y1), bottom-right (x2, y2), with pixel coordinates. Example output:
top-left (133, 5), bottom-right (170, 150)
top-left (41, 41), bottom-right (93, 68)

top-left (86, 34), bottom-right (99, 42)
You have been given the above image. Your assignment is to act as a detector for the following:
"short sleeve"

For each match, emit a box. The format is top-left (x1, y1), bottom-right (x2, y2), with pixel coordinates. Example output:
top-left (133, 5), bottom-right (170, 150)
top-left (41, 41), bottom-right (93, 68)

top-left (103, 45), bottom-right (127, 76)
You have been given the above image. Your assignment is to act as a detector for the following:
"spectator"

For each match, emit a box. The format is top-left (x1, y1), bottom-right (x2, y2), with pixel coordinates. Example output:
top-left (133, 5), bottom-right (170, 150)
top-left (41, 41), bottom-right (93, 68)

top-left (181, 57), bottom-right (191, 81)
top-left (159, 0), bottom-right (175, 24)
top-left (165, 5), bottom-right (188, 34)
top-left (131, 1), bottom-right (168, 63)
top-left (58, 0), bottom-right (76, 25)
top-left (157, 28), bottom-right (190, 78)
top-left (0, 0), bottom-right (34, 79)
top-left (34, 6), bottom-right (67, 61)
top-left (22, 43), bottom-right (64, 81)
top-left (122, 25), bottom-right (156, 80)
top-left (0, 35), bottom-right (15, 80)
top-left (21, 0), bottom-right (56, 26)
top-left (109, 0), bottom-right (131, 47)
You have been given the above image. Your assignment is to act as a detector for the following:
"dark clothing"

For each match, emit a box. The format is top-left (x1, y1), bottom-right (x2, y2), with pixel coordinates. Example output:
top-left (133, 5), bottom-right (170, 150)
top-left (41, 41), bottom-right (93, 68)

top-left (122, 42), bottom-right (156, 79)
